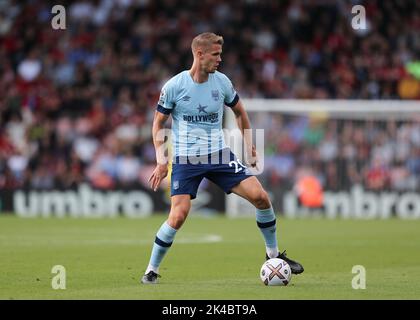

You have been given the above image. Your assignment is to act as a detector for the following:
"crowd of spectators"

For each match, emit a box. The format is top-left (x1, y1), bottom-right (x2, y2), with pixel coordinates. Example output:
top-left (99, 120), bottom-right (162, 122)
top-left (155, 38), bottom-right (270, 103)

top-left (0, 0), bottom-right (419, 191)
top-left (254, 114), bottom-right (420, 192)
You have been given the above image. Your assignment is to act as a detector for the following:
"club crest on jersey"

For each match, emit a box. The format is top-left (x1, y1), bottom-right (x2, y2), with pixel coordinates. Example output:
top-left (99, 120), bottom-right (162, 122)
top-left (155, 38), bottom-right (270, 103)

top-left (211, 90), bottom-right (219, 101)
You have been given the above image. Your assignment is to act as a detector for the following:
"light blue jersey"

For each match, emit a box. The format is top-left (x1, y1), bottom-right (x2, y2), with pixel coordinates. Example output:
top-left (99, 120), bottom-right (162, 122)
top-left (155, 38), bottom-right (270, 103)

top-left (157, 70), bottom-right (239, 157)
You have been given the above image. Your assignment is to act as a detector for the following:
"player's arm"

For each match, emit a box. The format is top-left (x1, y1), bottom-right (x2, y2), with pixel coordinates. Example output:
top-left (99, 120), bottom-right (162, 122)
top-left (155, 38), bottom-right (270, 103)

top-left (230, 100), bottom-right (257, 167)
top-left (148, 111), bottom-right (170, 191)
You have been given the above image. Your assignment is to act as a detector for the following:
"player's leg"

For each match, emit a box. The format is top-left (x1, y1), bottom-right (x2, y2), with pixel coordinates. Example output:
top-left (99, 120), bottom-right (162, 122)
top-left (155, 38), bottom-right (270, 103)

top-left (231, 176), bottom-right (304, 274)
top-left (204, 149), bottom-right (281, 260)
top-left (141, 194), bottom-right (191, 284)
top-left (230, 176), bottom-right (279, 257)
top-left (141, 160), bottom-right (204, 284)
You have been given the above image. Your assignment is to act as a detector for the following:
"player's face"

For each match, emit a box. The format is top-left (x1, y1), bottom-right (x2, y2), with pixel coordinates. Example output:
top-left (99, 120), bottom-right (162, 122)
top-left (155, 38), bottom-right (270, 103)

top-left (201, 44), bottom-right (222, 74)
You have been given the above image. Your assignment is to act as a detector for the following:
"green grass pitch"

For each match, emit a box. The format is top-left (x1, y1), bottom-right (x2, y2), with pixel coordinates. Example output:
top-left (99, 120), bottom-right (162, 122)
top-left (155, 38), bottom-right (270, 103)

top-left (1, 214), bottom-right (419, 300)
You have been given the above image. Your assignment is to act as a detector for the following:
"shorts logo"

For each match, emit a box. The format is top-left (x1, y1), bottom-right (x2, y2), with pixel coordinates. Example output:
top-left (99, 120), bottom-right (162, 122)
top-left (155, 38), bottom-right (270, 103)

top-left (211, 90), bottom-right (219, 101)
top-left (173, 180), bottom-right (179, 190)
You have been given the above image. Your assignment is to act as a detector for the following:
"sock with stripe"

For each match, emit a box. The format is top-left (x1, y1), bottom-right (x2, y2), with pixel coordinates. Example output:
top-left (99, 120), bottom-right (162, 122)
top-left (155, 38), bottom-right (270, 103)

top-left (256, 207), bottom-right (279, 259)
top-left (145, 221), bottom-right (178, 274)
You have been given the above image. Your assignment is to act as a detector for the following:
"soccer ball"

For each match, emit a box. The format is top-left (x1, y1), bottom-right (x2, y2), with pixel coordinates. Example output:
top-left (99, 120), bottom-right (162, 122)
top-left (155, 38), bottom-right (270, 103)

top-left (260, 258), bottom-right (292, 286)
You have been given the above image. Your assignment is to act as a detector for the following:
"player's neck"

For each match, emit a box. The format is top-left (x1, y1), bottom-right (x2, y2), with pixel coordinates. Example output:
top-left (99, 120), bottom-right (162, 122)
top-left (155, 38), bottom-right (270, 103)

top-left (189, 64), bottom-right (209, 83)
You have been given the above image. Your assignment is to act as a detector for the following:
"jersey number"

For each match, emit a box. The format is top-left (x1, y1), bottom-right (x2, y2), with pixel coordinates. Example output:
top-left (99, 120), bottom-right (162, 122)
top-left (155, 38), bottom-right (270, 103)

top-left (229, 159), bottom-right (247, 173)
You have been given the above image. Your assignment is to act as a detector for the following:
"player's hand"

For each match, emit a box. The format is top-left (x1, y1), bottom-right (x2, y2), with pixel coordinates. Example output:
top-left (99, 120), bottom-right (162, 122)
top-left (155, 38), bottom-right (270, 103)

top-left (247, 145), bottom-right (258, 168)
top-left (148, 163), bottom-right (168, 192)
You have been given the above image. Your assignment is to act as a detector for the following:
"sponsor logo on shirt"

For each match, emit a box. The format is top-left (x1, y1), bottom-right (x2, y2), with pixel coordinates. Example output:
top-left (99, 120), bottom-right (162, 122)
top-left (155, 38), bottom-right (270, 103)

top-left (183, 113), bottom-right (219, 123)
top-left (197, 104), bottom-right (208, 113)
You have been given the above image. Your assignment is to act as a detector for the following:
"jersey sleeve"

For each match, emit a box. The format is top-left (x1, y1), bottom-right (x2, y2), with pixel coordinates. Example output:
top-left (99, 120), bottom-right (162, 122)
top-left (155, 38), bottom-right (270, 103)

top-left (220, 73), bottom-right (239, 107)
top-left (156, 80), bottom-right (176, 115)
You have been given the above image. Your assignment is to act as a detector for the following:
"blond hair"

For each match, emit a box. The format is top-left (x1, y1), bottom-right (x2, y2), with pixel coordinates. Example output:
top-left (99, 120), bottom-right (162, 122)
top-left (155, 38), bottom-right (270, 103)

top-left (191, 32), bottom-right (224, 53)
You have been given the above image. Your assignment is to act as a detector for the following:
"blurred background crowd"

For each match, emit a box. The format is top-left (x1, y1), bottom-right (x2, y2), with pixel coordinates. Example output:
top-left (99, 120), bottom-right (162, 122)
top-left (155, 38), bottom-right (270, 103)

top-left (0, 0), bottom-right (419, 191)
top-left (253, 114), bottom-right (420, 193)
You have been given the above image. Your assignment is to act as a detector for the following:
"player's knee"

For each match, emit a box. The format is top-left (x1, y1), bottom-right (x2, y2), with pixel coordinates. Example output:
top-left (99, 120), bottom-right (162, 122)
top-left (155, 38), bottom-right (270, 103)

top-left (168, 213), bottom-right (187, 229)
top-left (252, 190), bottom-right (271, 209)
top-left (168, 205), bottom-right (190, 229)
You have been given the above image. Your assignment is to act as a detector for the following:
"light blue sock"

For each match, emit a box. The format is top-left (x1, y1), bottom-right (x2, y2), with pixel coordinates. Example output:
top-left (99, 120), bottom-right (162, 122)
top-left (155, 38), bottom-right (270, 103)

top-left (147, 221), bottom-right (178, 273)
top-left (256, 207), bottom-right (278, 258)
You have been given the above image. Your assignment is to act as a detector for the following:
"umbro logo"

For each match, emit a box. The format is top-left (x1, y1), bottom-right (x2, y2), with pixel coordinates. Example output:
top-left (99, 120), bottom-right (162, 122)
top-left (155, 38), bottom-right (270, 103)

top-left (182, 96), bottom-right (191, 101)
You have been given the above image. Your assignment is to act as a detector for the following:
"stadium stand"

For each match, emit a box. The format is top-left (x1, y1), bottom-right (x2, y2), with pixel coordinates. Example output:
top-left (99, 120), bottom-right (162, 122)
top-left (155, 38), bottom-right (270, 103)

top-left (0, 0), bottom-right (419, 192)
